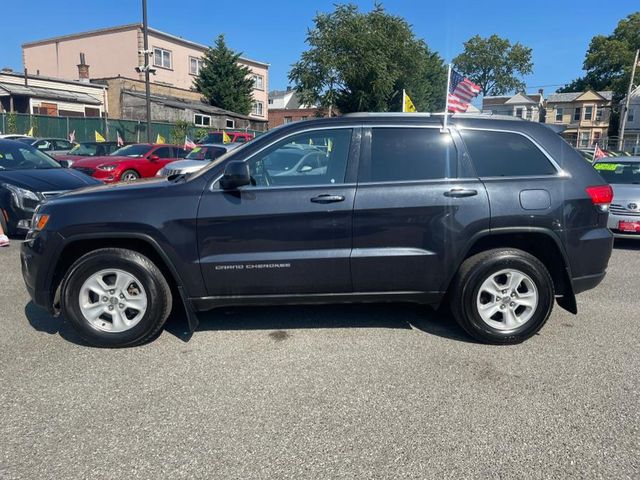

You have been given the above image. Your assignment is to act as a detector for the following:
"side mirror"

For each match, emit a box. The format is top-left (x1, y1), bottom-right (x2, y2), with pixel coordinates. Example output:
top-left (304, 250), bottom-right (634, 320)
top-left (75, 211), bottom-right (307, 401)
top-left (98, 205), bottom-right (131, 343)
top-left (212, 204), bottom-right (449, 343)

top-left (220, 161), bottom-right (251, 190)
top-left (148, 154), bottom-right (160, 162)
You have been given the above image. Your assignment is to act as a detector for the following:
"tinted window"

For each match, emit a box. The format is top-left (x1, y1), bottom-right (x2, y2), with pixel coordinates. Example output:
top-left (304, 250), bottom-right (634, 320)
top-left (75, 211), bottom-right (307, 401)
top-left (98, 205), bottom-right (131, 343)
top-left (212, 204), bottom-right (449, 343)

top-left (0, 144), bottom-right (61, 170)
top-left (461, 130), bottom-right (557, 177)
top-left (55, 140), bottom-right (72, 150)
top-left (246, 129), bottom-right (352, 187)
top-left (153, 147), bottom-right (173, 158)
top-left (367, 128), bottom-right (457, 182)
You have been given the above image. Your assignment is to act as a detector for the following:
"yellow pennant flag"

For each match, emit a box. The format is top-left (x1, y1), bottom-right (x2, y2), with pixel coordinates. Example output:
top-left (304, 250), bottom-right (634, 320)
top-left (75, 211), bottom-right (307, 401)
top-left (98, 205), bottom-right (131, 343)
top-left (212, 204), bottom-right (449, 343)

top-left (156, 133), bottom-right (166, 144)
top-left (402, 89), bottom-right (417, 113)
top-left (27, 127), bottom-right (34, 136)
top-left (95, 131), bottom-right (106, 142)
top-left (222, 131), bottom-right (231, 144)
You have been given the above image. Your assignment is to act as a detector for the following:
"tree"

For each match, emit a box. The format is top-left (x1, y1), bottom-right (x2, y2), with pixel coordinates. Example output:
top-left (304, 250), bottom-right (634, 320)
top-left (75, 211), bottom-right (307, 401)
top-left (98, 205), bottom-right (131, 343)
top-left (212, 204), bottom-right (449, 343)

top-left (193, 35), bottom-right (254, 115)
top-left (453, 34), bottom-right (533, 96)
top-left (289, 3), bottom-right (447, 114)
top-left (558, 12), bottom-right (640, 97)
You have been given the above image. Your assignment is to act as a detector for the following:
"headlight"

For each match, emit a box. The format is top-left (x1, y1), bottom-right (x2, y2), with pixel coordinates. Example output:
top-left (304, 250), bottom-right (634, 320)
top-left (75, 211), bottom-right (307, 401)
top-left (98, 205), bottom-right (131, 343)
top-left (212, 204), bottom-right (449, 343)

top-left (1, 183), bottom-right (40, 210)
top-left (30, 213), bottom-right (50, 231)
top-left (98, 164), bottom-right (118, 171)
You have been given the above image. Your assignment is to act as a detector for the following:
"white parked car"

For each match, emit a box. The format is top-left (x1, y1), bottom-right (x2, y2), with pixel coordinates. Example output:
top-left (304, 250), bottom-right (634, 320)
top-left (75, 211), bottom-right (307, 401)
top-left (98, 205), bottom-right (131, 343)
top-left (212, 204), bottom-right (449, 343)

top-left (156, 143), bottom-right (241, 177)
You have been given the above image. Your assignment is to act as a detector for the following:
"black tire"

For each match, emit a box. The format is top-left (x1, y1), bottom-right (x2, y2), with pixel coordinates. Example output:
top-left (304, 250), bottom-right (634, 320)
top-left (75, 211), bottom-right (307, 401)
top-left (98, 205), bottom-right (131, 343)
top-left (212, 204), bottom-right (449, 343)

top-left (61, 248), bottom-right (172, 348)
top-left (120, 169), bottom-right (140, 182)
top-left (449, 248), bottom-right (554, 345)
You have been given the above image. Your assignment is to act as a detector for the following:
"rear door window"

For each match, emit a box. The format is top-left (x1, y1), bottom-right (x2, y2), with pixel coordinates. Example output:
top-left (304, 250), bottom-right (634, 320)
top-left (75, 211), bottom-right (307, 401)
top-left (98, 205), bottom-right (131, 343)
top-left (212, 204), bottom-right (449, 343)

top-left (460, 129), bottom-right (557, 177)
top-left (364, 128), bottom-right (457, 182)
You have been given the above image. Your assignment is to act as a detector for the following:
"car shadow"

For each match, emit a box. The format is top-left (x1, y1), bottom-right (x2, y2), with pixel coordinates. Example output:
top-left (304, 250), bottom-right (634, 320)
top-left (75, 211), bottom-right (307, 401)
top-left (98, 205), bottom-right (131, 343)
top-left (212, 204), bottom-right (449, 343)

top-left (25, 300), bottom-right (475, 346)
top-left (614, 238), bottom-right (640, 251)
top-left (24, 301), bottom-right (89, 346)
top-left (165, 302), bottom-right (476, 344)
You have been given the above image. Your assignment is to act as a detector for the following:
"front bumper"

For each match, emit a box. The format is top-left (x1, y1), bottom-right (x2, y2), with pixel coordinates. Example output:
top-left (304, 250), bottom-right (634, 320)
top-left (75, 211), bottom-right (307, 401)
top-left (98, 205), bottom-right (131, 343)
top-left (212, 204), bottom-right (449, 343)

top-left (607, 211), bottom-right (640, 238)
top-left (21, 230), bottom-right (65, 313)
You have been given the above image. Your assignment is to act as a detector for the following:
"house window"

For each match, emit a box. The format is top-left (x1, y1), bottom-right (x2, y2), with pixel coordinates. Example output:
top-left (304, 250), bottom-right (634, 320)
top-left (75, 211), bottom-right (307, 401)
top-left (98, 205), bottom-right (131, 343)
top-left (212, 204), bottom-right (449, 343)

top-left (194, 114), bottom-right (211, 127)
top-left (189, 57), bottom-right (202, 75)
top-left (252, 101), bottom-right (264, 116)
top-left (628, 108), bottom-right (635, 123)
top-left (515, 107), bottom-right (523, 118)
top-left (153, 48), bottom-right (172, 69)
top-left (579, 131), bottom-right (590, 148)
top-left (252, 74), bottom-right (264, 90)
top-left (592, 131), bottom-right (601, 146)
top-left (584, 106), bottom-right (593, 121)
top-left (85, 107), bottom-right (100, 117)
top-left (225, 119), bottom-right (235, 129)
top-left (283, 116), bottom-right (293, 124)
top-left (301, 116), bottom-right (308, 121)
top-left (573, 107), bottom-right (581, 122)
top-left (595, 106), bottom-right (603, 122)
top-left (555, 107), bottom-right (563, 122)
top-left (268, 98), bottom-right (273, 105)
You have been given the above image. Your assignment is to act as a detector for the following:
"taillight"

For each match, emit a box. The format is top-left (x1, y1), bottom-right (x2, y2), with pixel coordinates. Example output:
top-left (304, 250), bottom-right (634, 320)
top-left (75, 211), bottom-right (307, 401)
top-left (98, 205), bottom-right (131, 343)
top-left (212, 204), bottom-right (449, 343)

top-left (585, 185), bottom-right (613, 205)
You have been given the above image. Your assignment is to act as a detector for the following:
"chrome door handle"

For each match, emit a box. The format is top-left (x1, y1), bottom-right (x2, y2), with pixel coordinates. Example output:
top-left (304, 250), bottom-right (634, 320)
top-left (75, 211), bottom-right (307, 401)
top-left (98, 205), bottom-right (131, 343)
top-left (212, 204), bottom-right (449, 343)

top-left (310, 194), bottom-right (346, 204)
top-left (445, 188), bottom-right (478, 198)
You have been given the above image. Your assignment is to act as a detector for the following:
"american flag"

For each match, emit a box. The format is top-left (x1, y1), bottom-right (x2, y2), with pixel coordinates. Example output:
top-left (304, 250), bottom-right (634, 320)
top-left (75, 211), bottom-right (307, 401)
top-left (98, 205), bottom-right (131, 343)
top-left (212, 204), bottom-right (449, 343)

top-left (184, 136), bottom-right (197, 150)
top-left (448, 69), bottom-right (481, 113)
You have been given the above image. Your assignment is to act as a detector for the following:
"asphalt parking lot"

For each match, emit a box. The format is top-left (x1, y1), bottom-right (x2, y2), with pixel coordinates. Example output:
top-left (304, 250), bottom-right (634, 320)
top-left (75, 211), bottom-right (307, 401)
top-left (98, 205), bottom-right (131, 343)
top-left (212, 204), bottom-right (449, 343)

top-left (1, 241), bottom-right (639, 479)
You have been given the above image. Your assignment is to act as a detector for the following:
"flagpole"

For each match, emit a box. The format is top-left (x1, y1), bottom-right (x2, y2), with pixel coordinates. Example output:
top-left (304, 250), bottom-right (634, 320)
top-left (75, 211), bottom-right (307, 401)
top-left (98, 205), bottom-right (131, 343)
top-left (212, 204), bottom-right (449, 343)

top-left (442, 64), bottom-right (452, 132)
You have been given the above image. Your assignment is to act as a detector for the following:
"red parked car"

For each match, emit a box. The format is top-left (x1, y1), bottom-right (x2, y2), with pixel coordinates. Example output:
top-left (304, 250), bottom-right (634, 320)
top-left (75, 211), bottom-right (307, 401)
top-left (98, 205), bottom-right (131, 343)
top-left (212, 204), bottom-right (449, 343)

top-left (198, 131), bottom-right (255, 144)
top-left (71, 144), bottom-right (189, 183)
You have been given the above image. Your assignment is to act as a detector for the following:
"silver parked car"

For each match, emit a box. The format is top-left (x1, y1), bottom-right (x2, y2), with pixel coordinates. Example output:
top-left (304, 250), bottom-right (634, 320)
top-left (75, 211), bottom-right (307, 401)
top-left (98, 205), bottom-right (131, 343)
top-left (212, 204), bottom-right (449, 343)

top-left (594, 157), bottom-right (640, 238)
top-left (156, 143), bottom-right (241, 177)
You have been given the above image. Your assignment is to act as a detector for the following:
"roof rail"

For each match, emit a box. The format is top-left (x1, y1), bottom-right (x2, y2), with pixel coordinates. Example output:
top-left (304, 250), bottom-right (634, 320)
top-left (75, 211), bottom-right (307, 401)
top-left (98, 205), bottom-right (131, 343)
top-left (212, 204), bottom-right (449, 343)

top-left (341, 112), bottom-right (432, 118)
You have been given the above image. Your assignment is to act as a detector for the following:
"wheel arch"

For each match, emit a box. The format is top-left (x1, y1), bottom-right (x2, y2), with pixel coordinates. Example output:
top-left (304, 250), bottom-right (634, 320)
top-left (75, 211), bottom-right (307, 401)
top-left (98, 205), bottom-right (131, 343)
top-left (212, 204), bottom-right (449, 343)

top-left (50, 234), bottom-right (198, 329)
top-left (449, 228), bottom-right (576, 314)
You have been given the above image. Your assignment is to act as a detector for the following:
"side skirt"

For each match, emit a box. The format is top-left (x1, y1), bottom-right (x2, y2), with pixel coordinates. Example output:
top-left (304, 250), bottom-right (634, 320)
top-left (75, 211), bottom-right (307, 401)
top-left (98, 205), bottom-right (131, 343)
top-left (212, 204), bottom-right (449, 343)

top-left (190, 291), bottom-right (444, 312)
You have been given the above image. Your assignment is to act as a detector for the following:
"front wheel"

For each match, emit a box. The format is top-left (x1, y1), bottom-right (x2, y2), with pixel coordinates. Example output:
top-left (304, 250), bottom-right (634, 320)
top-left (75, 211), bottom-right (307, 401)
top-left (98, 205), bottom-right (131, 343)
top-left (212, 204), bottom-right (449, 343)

top-left (120, 169), bottom-right (140, 182)
top-left (61, 248), bottom-right (172, 347)
top-left (449, 248), bottom-right (554, 344)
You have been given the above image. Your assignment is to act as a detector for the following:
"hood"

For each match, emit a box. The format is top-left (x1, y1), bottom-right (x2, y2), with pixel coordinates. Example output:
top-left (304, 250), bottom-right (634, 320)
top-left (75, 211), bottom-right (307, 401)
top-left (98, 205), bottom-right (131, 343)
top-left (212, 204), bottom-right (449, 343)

top-left (0, 168), bottom-right (100, 192)
top-left (72, 156), bottom-right (133, 168)
top-left (611, 184), bottom-right (640, 202)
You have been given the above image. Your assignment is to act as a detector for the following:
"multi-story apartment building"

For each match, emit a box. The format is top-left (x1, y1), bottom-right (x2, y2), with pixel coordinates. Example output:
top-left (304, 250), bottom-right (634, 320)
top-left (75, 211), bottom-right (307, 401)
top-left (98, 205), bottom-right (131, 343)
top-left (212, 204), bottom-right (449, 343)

top-left (482, 91), bottom-right (544, 121)
top-left (22, 24), bottom-right (269, 122)
top-left (545, 90), bottom-right (612, 148)
top-left (619, 85), bottom-right (640, 153)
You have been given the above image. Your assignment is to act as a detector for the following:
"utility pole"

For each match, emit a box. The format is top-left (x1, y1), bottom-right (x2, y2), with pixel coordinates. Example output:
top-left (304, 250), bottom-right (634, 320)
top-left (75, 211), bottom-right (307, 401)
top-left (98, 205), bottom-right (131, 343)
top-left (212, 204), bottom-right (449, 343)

top-left (142, 0), bottom-right (152, 143)
top-left (619, 49), bottom-right (639, 151)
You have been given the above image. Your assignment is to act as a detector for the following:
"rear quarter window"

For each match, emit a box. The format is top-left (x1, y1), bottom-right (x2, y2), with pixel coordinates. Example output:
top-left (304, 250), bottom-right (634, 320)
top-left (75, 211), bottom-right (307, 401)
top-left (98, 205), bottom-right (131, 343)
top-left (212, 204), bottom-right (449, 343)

top-left (460, 129), bottom-right (557, 177)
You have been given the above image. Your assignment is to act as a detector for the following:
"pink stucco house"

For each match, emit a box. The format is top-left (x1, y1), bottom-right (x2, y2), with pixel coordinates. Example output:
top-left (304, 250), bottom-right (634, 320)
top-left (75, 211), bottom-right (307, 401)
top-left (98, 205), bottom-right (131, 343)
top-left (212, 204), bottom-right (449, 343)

top-left (22, 24), bottom-right (269, 121)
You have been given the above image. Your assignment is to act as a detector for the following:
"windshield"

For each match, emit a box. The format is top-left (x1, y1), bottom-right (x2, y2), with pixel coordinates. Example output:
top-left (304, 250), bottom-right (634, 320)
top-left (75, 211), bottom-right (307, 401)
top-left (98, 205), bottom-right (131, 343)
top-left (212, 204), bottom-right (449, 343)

top-left (0, 143), bottom-right (61, 170)
top-left (594, 161), bottom-right (640, 184)
top-left (110, 144), bottom-right (150, 157)
top-left (186, 146), bottom-right (226, 161)
top-left (68, 143), bottom-right (99, 156)
top-left (16, 138), bottom-right (35, 145)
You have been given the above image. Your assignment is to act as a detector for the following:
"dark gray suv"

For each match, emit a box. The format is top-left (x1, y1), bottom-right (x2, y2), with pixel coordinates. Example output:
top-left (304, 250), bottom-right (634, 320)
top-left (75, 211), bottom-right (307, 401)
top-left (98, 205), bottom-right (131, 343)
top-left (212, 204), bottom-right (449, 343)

top-left (21, 113), bottom-right (614, 347)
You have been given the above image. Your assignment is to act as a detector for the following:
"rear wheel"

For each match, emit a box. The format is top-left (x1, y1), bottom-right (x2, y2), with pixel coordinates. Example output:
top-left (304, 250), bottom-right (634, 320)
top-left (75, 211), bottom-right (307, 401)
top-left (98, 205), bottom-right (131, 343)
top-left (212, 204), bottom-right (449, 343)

top-left (121, 169), bottom-right (140, 182)
top-left (449, 248), bottom-right (554, 344)
top-left (61, 248), bottom-right (172, 347)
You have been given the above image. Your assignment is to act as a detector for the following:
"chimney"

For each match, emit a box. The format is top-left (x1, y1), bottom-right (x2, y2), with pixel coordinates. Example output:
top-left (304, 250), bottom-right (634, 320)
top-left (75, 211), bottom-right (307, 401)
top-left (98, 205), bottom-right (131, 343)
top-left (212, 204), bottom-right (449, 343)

top-left (77, 52), bottom-right (90, 82)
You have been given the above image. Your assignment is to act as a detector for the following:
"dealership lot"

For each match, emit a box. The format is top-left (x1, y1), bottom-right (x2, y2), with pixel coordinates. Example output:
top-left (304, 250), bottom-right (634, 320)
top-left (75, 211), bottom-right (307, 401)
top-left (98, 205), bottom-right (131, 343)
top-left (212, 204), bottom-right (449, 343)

top-left (1, 241), bottom-right (639, 479)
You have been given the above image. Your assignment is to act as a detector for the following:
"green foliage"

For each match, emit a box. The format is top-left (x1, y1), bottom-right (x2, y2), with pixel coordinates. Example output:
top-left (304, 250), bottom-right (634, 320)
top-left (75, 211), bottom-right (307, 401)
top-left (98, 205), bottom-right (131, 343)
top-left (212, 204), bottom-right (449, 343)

top-left (6, 111), bottom-right (17, 134)
top-left (195, 128), bottom-right (208, 141)
top-left (558, 12), bottom-right (640, 98)
top-left (453, 34), bottom-right (533, 96)
top-left (289, 3), bottom-right (447, 113)
top-left (193, 34), bottom-right (255, 116)
top-left (171, 120), bottom-right (191, 145)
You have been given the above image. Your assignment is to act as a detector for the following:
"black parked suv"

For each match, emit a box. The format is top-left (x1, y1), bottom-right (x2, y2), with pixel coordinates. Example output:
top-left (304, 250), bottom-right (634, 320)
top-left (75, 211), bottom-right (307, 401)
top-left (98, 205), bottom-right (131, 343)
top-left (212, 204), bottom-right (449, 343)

top-left (21, 114), bottom-right (614, 347)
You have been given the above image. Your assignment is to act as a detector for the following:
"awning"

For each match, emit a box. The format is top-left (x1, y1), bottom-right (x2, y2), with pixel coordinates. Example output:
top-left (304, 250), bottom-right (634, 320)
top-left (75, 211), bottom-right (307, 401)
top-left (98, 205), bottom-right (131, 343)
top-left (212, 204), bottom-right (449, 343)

top-left (0, 82), bottom-right (103, 105)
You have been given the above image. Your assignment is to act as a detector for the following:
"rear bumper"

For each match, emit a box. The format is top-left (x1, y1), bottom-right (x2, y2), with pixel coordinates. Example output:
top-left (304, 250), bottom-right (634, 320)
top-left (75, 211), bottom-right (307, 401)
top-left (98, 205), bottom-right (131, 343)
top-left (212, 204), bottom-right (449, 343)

top-left (572, 271), bottom-right (606, 295)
